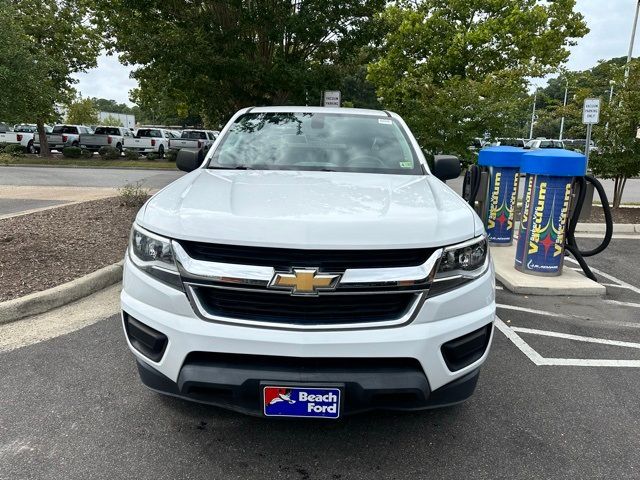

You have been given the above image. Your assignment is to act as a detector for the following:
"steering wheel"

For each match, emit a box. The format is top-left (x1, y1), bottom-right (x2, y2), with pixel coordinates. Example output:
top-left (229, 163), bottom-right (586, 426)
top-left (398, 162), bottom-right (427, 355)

top-left (346, 155), bottom-right (386, 168)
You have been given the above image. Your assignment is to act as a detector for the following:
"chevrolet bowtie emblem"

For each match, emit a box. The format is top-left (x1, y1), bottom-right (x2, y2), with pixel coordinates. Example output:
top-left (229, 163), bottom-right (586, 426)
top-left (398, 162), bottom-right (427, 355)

top-left (270, 269), bottom-right (340, 295)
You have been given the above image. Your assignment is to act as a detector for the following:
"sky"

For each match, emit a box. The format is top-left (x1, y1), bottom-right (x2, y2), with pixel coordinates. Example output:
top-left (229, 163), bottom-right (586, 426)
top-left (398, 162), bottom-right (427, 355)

top-left (72, 0), bottom-right (640, 106)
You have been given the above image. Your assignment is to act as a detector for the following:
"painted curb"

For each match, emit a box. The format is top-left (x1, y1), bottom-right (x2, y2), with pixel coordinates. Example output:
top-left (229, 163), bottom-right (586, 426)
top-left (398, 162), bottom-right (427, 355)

top-left (0, 261), bottom-right (123, 325)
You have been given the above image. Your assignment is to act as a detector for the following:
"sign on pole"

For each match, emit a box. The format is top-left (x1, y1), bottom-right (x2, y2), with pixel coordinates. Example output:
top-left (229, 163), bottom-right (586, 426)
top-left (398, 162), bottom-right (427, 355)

top-left (323, 91), bottom-right (341, 108)
top-left (582, 98), bottom-right (601, 168)
top-left (582, 98), bottom-right (601, 124)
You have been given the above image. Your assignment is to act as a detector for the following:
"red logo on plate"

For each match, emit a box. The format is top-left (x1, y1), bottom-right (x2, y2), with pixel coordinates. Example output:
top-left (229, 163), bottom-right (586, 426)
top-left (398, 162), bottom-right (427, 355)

top-left (264, 387), bottom-right (296, 406)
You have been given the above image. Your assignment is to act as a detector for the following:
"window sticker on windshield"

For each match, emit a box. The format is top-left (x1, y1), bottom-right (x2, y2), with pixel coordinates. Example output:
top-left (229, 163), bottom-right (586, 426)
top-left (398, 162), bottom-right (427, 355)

top-left (378, 119), bottom-right (392, 125)
top-left (399, 161), bottom-right (413, 168)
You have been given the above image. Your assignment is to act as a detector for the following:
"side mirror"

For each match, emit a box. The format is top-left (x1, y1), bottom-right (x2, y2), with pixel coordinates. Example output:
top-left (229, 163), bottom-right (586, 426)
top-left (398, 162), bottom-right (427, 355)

top-left (176, 148), bottom-right (204, 172)
top-left (432, 154), bottom-right (461, 182)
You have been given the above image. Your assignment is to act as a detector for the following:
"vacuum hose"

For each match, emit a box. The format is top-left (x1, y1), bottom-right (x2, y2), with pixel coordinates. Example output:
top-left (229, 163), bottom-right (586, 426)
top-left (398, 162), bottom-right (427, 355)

top-left (462, 164), bottom-right (482, 207)
top-left (564, 175), bottom-right (614, 281)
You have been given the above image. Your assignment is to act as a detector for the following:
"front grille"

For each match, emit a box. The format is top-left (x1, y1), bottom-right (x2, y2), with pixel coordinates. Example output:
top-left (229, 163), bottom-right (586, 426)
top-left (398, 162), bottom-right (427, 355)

top-left (178, 240), bottom-right (433, 270)
top-left (191, 286), bottom-right (419, 326)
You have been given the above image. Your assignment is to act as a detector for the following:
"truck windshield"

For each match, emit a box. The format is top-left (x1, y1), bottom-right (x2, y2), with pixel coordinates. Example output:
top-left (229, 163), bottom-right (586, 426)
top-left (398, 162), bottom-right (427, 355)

top-left (182, 131), bottom-right (207, 139)
top-left (208, 112), bottom-right (421, 175)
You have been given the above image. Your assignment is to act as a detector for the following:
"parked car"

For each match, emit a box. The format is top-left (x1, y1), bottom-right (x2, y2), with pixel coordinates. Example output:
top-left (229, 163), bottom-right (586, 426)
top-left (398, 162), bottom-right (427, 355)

top-left (80, 126), bottom-right (132, 153)
top-left (168, 129), bottom-right (218, 153)
top-left (0, 122), bottom-right (11, 133)
top-left (33, 124), bottom-right (92, 152)
top-left (524, 138), bottom-right (565, 150)
top-left (121, 106), bottom-right (495, 418)
top-left (0, 124), bottom-right (48, 153)
top-left (123, 128), bottom-right (175, 157)
top-left (563, 139), bottom-right (596, 154)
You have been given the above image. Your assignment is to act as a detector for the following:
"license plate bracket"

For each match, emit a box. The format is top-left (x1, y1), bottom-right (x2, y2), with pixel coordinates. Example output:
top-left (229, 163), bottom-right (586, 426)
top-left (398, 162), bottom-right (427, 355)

top-left (262, 385), bottom-right (342, 419)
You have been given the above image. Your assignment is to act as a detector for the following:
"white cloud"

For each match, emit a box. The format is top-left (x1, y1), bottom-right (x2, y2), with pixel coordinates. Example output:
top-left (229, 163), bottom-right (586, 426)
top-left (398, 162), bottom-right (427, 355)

top-left (72, 52), bottom-right (137, 106)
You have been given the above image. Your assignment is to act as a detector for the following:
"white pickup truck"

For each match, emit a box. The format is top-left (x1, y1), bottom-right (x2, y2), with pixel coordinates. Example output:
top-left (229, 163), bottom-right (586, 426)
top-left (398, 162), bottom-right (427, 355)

top-left (168, 129), bottom-right (218, 153)
top-left (0, 124), bottom-right (46, 153)
top-left (80, 126), bottom-right (133, 152)
top-left (123, 128), bottom-right (177, 157)
top-left (121, 106), bottom-right (495, 419)
top-left (34, 125), bottom-right (92, 152)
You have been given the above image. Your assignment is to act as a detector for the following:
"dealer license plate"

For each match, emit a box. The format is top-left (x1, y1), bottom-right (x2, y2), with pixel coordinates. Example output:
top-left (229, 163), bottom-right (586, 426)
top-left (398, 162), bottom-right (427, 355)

top-left (263, 386), bottom-right (341, 419)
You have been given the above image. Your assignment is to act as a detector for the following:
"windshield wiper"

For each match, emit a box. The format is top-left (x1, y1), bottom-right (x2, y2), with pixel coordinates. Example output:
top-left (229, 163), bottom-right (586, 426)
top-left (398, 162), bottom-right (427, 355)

top-left (210, 165), bottom-right (254, 170)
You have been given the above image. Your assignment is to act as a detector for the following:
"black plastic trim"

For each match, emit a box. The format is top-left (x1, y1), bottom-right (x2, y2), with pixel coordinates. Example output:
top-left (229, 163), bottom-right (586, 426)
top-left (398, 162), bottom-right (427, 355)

top-left (123, 313), bottom-right (168, 362)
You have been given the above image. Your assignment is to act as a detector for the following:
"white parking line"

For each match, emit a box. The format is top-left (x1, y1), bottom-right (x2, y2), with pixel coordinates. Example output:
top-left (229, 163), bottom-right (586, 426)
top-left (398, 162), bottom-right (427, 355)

top-left (495, 318), bottom-right (640, 367)
top-left (494, 318), bottom-right (545, 365)
top-left (565, 257), bottom-right (640, 295)
top-left (496, 303), bottom-right (573, 319)
top-left (511, 326), bottom-right (640, 349)
top-left (603, 299), bottom-right (640, 309)
top-left (601, 283), bottom-right (636, 290)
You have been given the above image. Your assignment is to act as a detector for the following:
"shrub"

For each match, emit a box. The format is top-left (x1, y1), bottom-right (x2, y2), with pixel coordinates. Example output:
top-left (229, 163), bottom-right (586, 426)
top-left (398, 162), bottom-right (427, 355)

top-left (62, 146), bottom-right (82, 158)
top-left (4, 144), bottom-right (25, 157)
top-left (165, 149), bottom-right (178, 162)
top-left (118, 180), bottom-right (150, 208)
top-left (0, 142), bottom-right (8, 153)
top-left (124, 149), bottom-right (140, 160)
top-left (98, 145), bottom-right (121, 160)
top-left (80, 148), bottom-right (93, 159)
top-left (146, 152), bottom-right (159, 161)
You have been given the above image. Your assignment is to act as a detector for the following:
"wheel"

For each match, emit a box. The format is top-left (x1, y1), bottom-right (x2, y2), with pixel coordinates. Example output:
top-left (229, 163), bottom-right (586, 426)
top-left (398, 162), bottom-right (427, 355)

top-left (158, 145), bottom-right (165, 158)
top-left (72, 141), bottom-right (79, 147)
top-left (116, 143), bottom-right (122, 155)
top-left (26, 140), bottom-right (35, 154)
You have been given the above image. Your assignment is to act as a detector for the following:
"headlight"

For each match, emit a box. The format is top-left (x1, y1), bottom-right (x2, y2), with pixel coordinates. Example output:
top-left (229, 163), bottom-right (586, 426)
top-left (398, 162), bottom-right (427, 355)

top-left (429, 236), bottom-right (489, 296)
top-left (129, 225), bottom-right (183, 289)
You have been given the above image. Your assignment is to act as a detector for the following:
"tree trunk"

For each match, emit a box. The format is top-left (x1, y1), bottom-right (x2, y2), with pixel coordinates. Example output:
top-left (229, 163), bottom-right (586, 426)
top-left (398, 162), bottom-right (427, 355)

top-left (613, 175), bottom-right (627, 209)
top-left (36, 118), bottom-right (51, 157)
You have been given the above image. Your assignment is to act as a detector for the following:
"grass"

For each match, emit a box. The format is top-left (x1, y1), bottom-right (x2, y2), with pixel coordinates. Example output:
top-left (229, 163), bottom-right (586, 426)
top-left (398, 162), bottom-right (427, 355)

top-left (0, 153), bottom-right (178, 170)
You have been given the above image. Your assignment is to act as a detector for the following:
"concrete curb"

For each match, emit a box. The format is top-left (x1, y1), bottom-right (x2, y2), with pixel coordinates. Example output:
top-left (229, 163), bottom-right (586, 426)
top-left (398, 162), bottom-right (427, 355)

top-left (514, 221), bottom-right (640, 234)
top-left (0, 261), bottom-right (123, 325)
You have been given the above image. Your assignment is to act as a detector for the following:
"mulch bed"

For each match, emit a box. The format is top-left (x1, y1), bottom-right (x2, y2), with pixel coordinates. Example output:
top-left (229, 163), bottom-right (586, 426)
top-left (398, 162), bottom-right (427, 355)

top-left (0, 197), bottom-right (143, 302)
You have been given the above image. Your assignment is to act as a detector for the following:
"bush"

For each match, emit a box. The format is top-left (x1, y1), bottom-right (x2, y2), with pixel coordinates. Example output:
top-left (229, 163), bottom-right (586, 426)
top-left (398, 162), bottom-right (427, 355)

top-left (118, 180), bottom-right (150, 208)
top-left (146, 152), bottom-right (159, 161)
top-left (0, 142), bottom-right (8, 153)
top-left (4, 144), bottom-right (25, 157)
top-left (165, 149), bottom-right (178, 162)
top-left (62, 146), bottom-right (82, 158)
top-left (98, 145), bottom-right (121, 160)
top-left (80, 148), bottom-right (93, 159)
top-left (124, 149), bottom-right (140, 160)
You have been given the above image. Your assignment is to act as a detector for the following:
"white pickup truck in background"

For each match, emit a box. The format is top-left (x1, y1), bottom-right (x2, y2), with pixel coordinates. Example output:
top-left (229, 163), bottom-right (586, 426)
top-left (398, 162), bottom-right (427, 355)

top-left (80, 126), bottom-right (133, 152)
top-left (168, 129), bottom-right (218, 153)
top-left (0, 124), bottom-right (47, 153)
top-left (123, 128), bottom-right (178, 157)
top-left (34, 125), bottom-right (92, 152)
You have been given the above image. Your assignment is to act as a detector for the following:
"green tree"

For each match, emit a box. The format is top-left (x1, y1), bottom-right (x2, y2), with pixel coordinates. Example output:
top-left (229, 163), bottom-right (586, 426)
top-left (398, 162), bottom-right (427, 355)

top-left (368, 0), bottom-right (588, 159)
top-left (66, 97), bottom-right (99, 125)
top-left (91, 97), bottom-right (134, 115)
top-left (95, 0), bottom-right (385, 125)
top-left (11, 0), bottom-right (101, 156)
top-left (0, 1), bottom-right (57, 125)
top-left (590, 61), bottom-right (640, 208)
top-left (100, 115), bottom-right (124, 127)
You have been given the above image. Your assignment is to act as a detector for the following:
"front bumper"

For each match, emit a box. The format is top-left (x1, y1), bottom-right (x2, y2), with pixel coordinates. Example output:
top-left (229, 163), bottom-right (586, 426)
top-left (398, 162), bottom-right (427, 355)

top-left (121, 254), bottom-right (496, 415)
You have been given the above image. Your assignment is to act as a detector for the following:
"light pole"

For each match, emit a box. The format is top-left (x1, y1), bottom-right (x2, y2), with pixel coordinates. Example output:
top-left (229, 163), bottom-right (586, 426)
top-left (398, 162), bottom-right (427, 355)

top-left (559, 78), bottom-right (569, 141)
top-left (605, 80), bottom-right (615, 132)
top-left (625, 0), bottom-right (640, 79)
top-left (529, 89), bottom-right (538, 140)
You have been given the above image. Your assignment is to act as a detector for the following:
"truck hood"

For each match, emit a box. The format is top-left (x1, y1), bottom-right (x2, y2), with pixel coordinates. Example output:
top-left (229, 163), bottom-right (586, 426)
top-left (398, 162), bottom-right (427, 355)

top-left (138, 169), bottom-right (478, 249)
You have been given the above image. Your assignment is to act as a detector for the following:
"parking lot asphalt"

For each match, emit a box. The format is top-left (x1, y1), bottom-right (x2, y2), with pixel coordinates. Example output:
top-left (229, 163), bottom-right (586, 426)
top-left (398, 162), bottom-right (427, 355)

top-left (1, 237), bottom-right (639, 479)
top-left (0, 166), bottom-right (183, 189)
top-left (0, 198), bottom-right (67, 216)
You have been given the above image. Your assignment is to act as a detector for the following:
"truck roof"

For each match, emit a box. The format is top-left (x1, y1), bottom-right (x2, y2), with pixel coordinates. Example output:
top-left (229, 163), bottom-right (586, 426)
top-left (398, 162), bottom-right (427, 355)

top-left (247, 106), bottom-right (389, 117)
